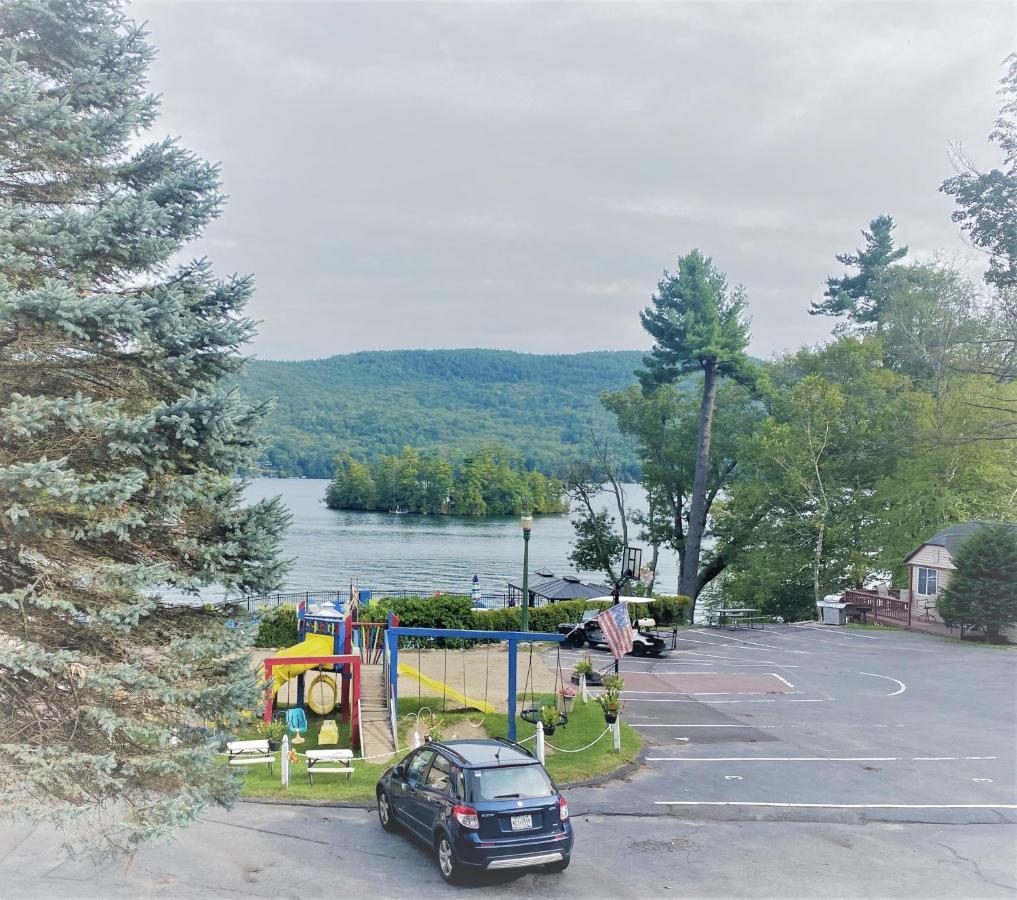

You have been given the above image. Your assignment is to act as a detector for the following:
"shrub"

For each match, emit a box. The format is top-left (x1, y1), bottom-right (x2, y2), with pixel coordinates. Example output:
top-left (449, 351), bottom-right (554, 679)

top-left (372, 595), bottom-right (476, 647)
top-left (939, 525), bottom-right (1017, 642)
top-left (254, 605), bottom-right (299, 648)
top-left (646, 595), bottom-right (691, 625)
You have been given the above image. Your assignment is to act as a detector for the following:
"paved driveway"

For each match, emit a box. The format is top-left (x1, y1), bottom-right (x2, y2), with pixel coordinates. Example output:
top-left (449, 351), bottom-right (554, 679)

top-left (1, 625), bottom-right (1015, 898)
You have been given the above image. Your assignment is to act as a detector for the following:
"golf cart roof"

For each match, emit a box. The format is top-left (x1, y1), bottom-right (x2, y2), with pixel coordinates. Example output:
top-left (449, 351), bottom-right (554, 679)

top-left (586, 595), bottom-right (655, 604)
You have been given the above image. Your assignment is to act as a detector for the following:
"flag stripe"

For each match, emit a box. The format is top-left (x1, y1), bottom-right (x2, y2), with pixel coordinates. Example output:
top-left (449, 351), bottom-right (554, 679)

top-left (595, 602), bottom-right (634, 658)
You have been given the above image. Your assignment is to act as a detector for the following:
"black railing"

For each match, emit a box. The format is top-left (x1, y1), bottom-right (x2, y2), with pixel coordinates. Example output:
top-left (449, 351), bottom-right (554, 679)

top-left (233, 588), bottom-right (513, 612)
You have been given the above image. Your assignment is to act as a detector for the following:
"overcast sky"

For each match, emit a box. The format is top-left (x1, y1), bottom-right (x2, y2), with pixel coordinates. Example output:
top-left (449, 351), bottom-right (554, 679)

top-left (132, 1), bottom-right (1015, 362)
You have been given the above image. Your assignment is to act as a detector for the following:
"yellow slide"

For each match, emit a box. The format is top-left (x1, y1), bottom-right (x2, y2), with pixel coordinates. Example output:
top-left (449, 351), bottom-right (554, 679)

top-left (398, 662), bottom-right (495, 714)
top-left (269, 633), bottom-right (336, 697)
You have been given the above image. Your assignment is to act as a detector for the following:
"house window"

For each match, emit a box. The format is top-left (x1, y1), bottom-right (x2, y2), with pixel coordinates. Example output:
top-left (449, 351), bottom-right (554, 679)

top-left (917, 567), bottom-right (938, 596)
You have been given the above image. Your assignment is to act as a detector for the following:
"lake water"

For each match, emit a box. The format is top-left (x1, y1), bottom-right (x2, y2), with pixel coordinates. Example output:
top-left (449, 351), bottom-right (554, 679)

top-left (242, 478), bottom-right (680, 598)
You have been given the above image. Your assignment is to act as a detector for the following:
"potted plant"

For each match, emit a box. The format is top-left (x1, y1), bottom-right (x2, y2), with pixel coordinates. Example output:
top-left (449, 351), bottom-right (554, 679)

top-left (559, 685), bottom-right (576, 713)
top-left (572, 657), bottom-right (594, 678)
top-left (424, 714), bottom-right (447, 743)
top-left (597, 692), bottom-right (622, 724)
top-left (540, 704), bottom-right (559, 736)
top-left (263, 721), bottom-right (286, 751)
top-left (598, 673), bottom-right (624, 724)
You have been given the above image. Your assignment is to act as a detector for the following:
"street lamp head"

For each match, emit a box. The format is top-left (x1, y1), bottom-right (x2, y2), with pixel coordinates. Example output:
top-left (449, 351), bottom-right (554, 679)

top-left (520, 515), bottom-right (533, 533)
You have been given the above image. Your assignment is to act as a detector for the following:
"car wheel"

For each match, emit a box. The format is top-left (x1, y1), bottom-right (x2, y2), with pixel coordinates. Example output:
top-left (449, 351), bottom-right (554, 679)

top-left (569, 631), bottom-right (585, 648)
top-left (377, 791), bottom-right (397, 832)
top-left (544, 855), bottom-right (571, 873)
top-left (436, 833), bottom-right (464, 884)
top-left (632, 642), bottom-right (647, 657)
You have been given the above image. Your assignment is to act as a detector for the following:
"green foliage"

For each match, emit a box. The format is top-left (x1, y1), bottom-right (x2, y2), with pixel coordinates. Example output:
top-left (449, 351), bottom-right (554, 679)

top-left (0, 0), bottom-right (287, 858)
top-left (638, 250), bottom-right (753, 388)
top-left (647, 595), bottom-right (691, 625)
top-left (636, 249), bottom-right (755, 608)
top-left (326, 445), bottom-right (567, 516)
top-left (237, 349), bottom-right (646, 479)
top-left (810, 215), bottom-right (908, 324)
top-left (939, 525), bottom-right (1017, 641)
top-left (941, 55), bottom-right (1017, 291)
top-left (371, 594), bottom-right (477, 646)
top-left (571, 656), bottom-right (594, 676)
top-left (254, 605), bottom-right (299, 648)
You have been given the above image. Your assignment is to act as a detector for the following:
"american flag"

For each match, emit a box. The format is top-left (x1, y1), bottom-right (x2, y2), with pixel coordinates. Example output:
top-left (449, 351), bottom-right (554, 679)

top-left (595, 602), bottom-right (633, 659)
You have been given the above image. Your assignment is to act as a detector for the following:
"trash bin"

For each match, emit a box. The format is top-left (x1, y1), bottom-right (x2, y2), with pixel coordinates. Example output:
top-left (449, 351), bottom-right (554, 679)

top-left (815, 600), bottom-right (848, 625)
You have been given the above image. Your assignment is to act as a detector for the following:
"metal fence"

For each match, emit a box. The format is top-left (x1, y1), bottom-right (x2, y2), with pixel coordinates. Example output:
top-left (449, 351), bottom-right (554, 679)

top-left (233, 588), bottom-right (512, 612)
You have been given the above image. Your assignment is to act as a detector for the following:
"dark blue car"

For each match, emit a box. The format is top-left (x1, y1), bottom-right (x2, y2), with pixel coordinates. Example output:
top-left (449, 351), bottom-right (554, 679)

top-left (376, 738), bottom-right (573, 884)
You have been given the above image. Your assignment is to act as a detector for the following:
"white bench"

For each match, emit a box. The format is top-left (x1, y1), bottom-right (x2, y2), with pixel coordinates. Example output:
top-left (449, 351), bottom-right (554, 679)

top-left (305, 748), bottom-right (354, 784)
top-left (226, 739), bottom-right (274, 773)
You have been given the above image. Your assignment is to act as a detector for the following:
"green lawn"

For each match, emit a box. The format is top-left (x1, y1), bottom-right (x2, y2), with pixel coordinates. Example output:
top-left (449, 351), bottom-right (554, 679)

top-left (227, 694), bottom-right (640, 802)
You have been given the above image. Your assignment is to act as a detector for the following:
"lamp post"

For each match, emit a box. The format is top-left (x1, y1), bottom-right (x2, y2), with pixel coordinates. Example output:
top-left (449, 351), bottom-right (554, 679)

top-left (520, 515), bottom-right (533, 632)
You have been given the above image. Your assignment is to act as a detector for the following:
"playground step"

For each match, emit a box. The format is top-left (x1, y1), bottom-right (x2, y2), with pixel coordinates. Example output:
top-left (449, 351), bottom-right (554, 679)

top-left (361, 719), bottom-right (397, 759)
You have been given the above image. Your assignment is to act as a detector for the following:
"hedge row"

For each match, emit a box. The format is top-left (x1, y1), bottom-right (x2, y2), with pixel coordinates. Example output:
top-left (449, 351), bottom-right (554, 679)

top-left (252, 593), bottom-right (691, 650)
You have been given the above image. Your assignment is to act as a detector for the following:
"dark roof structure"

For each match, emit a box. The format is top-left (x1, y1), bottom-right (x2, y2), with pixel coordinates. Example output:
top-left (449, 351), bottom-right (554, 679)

top-left (506, 571), bottom-right (609, 601)
top-left (904, 521), bottom-right (1017, 563)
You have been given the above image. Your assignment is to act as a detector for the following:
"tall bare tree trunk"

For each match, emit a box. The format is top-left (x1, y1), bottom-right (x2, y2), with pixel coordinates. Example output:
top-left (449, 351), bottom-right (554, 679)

top-left (680, 361), bottom-right (718, 616)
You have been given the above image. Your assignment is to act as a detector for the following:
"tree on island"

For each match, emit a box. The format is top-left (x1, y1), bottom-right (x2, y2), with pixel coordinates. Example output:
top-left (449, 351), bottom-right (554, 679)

top-left (939, 525), bottom-right (1017, 642)
top-left (637, 250), bottom-right (754, 616)
top-left (0, 0), bottom-right (287, 857)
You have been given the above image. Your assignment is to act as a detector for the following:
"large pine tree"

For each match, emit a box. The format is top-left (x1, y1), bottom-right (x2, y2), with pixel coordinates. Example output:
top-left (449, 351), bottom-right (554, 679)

top-left (0, 0), bottom-right (288, 855)
top-left (638, 250), bottom-right (752, 612)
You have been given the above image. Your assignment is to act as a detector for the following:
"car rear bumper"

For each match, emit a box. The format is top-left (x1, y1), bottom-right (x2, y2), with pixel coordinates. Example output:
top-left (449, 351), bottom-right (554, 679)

top-left (484, 850), bottom-right (566, 870)
top-left (455, 827), bottom-right (574, 870)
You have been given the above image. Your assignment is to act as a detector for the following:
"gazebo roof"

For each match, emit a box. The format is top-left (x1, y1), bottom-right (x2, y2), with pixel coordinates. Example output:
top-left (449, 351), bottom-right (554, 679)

top-left (506, 571), bottom-right (609, 600)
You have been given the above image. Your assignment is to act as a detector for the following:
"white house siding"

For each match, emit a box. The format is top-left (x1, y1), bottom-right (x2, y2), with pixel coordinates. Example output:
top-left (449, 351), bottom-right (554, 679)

top-left (907, 544), bottom-right (956, 570)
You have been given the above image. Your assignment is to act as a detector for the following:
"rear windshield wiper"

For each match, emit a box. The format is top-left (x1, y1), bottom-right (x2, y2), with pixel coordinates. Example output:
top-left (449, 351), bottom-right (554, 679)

top-left (492, 793), bottom-right (521, 799)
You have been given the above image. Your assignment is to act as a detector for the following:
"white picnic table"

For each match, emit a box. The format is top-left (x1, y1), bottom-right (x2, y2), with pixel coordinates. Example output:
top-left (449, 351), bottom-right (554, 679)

top-left (305, 748), bottom-right (355, 784)
top-left (225, 739), bottom-right (274, 772)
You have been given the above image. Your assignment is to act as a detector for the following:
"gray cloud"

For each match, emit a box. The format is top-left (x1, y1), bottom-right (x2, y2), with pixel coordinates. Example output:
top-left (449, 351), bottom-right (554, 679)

top-left (133, 0), bottom-right (1015, 361)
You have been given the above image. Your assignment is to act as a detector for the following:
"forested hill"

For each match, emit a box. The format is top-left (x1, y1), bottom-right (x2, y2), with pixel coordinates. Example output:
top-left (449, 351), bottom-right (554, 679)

top-left (238, 349), bottom-right (646, 478)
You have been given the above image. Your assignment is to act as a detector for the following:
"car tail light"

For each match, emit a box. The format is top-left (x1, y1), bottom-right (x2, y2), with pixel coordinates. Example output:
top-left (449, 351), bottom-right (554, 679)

top-left (558, 794), bottom-right (569, 821)
top-left (453, 804), bottom-right (480, 829)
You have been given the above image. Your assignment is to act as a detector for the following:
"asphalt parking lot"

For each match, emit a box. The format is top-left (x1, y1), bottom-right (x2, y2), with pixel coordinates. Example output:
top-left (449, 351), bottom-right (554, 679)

top-left (1, 624), bottom-right (1015, 898)
top-left (560, 623), bottom-right (1017, 827)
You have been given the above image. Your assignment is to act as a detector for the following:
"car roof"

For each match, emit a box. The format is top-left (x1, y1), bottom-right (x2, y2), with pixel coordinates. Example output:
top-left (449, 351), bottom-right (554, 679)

top-left (432, 739), bottom-right (538, 768)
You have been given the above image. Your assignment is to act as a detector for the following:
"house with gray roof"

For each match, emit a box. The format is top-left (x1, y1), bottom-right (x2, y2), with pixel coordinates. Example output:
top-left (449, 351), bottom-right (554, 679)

top-left (904, 522), bottom-right (1017, 625)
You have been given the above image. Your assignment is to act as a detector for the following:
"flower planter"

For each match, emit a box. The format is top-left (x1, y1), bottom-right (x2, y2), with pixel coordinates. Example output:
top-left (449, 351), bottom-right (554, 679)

top-left (543, 723), bottom-right (557, 736)
top-left (603, 712), bottom-right (618, 724)
top-left (267, 740), bottom-right (281, 751)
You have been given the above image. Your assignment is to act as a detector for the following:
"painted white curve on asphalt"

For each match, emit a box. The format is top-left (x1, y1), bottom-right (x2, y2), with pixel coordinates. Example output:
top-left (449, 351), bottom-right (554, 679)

top-left (858, 671), bottom-right (907, 696)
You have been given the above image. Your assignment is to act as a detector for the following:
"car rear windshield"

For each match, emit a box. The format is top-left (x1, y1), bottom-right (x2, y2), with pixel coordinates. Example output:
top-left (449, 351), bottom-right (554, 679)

top-left (470, 765), bottom-right (554, 801)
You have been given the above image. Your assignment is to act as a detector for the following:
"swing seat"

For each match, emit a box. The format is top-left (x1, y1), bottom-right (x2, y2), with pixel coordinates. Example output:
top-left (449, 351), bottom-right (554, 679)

top-left (318, 719), bottom-right (340, 745)
top-left (285, 707), bottom-right (308, 734)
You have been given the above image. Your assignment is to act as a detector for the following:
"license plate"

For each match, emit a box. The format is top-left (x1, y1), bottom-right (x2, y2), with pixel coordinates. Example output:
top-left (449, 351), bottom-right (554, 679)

top-left (510, 814), bottom-right (532, 831)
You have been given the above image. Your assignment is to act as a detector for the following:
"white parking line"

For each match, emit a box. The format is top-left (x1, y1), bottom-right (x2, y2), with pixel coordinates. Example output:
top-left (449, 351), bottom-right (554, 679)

top-left (791, 624), bottom-right (883, 640)
top-left (654, 802), bottom-right (1017, 809)
top-left (858, 671), bottom-right (907, 696)
top-left (769, 672), bottom-right (796, 689)
top-left (688, 631), bottom-right (812, 655)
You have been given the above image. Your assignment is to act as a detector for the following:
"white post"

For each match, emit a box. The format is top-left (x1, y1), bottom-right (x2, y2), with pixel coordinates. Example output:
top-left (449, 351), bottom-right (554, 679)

top-left (579, 674), bottom-right (588, 704)
top-left (611, 720), bottom-right (621, 753)
top-left (413, 730), bottom-right (421, 749)
top-left (281, 734), bottom-right (290, 787)
top-left (535, 721), bottom-right (545, 764)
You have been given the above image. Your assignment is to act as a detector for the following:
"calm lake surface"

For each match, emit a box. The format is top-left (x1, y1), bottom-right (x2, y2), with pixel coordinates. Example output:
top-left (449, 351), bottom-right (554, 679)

top-left (243, 478), bottom-right (680, 598)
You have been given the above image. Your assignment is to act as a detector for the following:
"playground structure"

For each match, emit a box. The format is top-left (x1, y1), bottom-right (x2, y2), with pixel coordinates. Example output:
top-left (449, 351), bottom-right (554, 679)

top-left (262, 599), bottom-right (365, 750)
top-left (385, 620), bottom-right (567, 742)
top-left (260, 599), bottom-right (577, 756)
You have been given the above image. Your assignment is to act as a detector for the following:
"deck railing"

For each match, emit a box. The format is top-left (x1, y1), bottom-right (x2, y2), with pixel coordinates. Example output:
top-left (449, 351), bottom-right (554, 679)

top-left (843, 588), bottom-right (912, 628)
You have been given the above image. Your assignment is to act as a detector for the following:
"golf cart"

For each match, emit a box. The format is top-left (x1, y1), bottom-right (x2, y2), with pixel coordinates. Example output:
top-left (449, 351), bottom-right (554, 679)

top-left (557, 597), bottom-right (668, 658)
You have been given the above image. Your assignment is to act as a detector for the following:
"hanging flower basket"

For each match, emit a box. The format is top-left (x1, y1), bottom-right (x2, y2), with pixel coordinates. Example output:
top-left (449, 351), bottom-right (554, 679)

top-left (521, 704), bottom-right (568, 731)
top-left (603, 711), bottom-right (618, 724)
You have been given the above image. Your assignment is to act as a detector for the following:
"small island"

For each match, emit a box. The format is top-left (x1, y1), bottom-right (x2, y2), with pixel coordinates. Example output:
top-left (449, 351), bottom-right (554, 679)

top-left (325, 445), bottom-right (568, 516)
